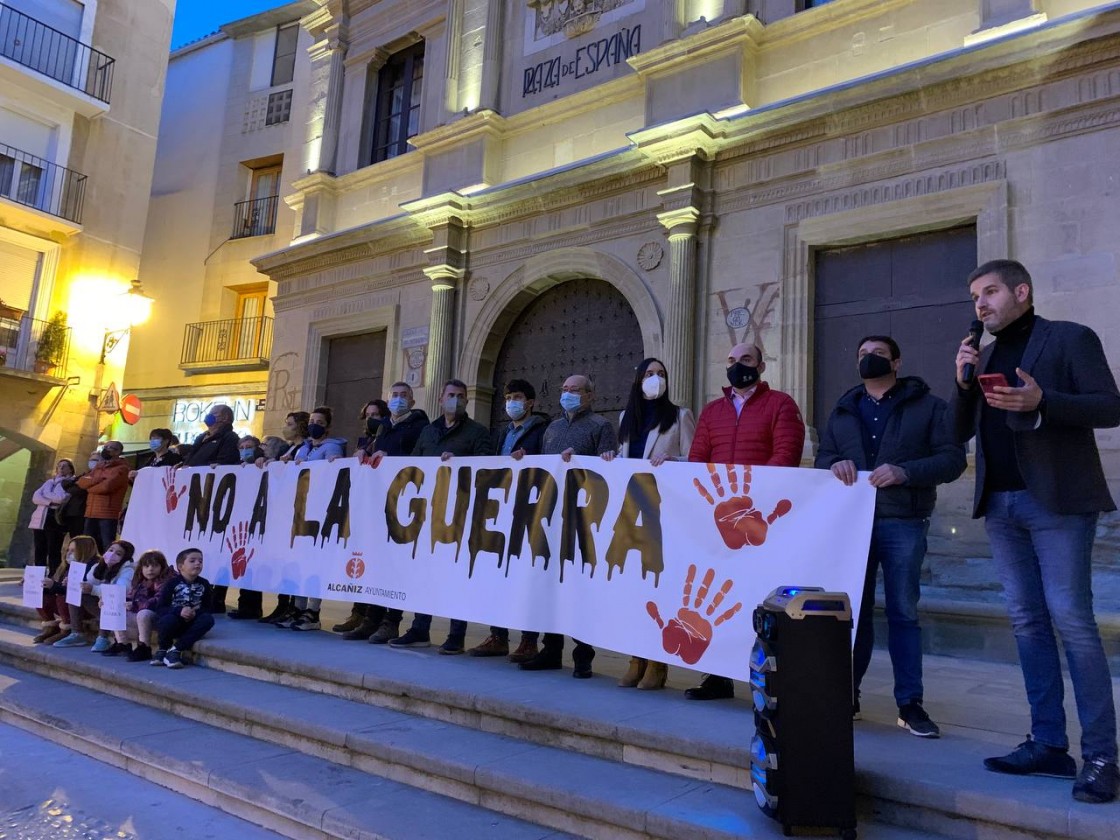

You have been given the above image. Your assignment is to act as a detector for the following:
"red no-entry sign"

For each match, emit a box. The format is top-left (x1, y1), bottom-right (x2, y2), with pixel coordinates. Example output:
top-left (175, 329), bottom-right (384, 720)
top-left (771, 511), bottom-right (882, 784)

top-left (120, 393), bottom-right (142, 425)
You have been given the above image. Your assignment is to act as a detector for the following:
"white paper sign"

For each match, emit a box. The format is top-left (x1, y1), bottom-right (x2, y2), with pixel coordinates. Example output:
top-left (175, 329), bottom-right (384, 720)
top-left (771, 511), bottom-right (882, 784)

top-left (123, 457), bottom-right (876, 681)
top-left (22, 566), bottom-right (45, 608)
top-left (99, 584), bottom-right (127, 632)
top-left (65, 563), bottom-right (85, 607)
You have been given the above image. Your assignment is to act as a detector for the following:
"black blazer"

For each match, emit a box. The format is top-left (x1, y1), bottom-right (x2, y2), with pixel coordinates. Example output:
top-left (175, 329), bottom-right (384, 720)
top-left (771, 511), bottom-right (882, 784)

top-left (951, 316), bottom-right (1120, 516)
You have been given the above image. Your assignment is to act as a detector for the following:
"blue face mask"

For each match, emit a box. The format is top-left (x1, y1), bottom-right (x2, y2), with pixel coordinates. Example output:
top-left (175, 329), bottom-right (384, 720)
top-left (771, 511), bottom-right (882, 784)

top-left (560, 392), bottom-right (582, 413)
top-left (149, 439), bottom-right (161, 451)
top-left (388, 396), bottom-right (408, 415)
top-left (203, 412), bottom-right (218, 427)
top-left (505, 400), bottom-right (526, 421)
top-left (239, 448), bottom-right (255, 462)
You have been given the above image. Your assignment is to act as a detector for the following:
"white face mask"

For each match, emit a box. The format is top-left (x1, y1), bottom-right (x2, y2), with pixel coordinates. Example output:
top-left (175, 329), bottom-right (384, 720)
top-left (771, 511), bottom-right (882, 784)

top-left (442, 396), bottom-right (463, 415)
top-left (642, 374), bottom-right (666, 400)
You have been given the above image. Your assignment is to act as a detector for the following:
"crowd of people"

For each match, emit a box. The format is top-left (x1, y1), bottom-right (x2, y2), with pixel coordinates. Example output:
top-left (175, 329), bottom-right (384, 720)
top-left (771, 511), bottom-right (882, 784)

top-left (20, 259), bottom-right (1119, 804)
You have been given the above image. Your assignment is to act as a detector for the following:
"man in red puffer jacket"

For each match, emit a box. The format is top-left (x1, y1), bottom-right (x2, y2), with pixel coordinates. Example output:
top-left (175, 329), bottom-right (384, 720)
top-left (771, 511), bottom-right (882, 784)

top-left (686, 341), bottom-right (806, 700)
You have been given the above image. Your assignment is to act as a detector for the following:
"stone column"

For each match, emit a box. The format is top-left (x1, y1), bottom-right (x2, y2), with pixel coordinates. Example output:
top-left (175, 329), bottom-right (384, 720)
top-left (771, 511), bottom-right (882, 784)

top-left (422, 268), bottom-right (464, 414)
top-left (317, 35), bottom-right (348, 174)
top-left (657, 207), bottom-right (701, 408)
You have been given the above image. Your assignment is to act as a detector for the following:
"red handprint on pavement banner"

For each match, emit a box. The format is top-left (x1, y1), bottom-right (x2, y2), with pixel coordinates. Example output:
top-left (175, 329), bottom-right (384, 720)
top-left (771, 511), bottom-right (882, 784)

top-left (646, 564), bottom-right (742, 665)
top-left (162, 467), bottom-right (186, 514)
top-left (694, 464), bottom-right (792, 549)
top-left (225, 521), bottom-right (256, 580)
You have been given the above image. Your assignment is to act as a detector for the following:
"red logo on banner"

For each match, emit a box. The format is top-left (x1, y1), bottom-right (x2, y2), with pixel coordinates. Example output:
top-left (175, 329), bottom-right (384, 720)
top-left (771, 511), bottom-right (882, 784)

top-left (119, 393), bottom-right (142, 425)
top-left (346, 553), bottom-right (365, 580)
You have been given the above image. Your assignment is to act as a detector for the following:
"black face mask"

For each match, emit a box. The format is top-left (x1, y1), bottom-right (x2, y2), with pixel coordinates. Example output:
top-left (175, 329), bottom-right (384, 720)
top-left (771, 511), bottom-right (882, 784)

top-left (365, 417), bottom-right (382, 435)
top-left (858, 354), bottom-right (894, 380)
top-left (726, 362), bottom-right (760, 390)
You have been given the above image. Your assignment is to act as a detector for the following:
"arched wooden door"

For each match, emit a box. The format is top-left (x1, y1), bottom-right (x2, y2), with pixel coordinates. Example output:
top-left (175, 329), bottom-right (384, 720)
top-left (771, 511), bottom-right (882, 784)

top-left (488, 278), bottom-right (644, 431)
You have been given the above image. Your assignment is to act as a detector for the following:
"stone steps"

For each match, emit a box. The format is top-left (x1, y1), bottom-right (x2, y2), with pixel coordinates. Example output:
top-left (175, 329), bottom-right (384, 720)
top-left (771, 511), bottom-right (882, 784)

top-left (2, 600), bottom-right (1118, 839)
top-left (0, 661), bottom-right (578, 840)
top-left (0, 623), bottom-right (792, 840)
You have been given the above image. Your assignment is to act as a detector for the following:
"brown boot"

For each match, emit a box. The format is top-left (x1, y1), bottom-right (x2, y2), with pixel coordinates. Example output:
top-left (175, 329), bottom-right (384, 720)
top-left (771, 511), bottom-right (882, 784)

top-left (332, 607), bottom-right (366, 633)
top-left (508, 638), bottom-right (539, 663)
top-left (637, 661), bottom-right (668, 690)
top-left (618, 657), bottom-right (647, 687)
top-left (33, 622), bottom-right (61, 643)
top-left (468, 634), bottom-right (510, 657)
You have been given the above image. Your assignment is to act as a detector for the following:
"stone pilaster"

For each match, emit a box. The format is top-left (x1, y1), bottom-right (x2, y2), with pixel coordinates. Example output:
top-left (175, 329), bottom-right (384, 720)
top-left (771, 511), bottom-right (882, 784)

top-left (317, 33), bottom-right (348, 174)
top-left (657, 206), bottom-right (700, 408)
top-left (478, 0), bottom-right (504, 112)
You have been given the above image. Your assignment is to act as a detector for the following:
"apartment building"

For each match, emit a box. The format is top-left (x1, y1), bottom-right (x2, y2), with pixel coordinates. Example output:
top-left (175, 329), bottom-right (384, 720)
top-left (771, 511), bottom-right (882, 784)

top-left (0, 0), bottom-right (174, 560)
top-left (120, 1), bottom-right (317, 450)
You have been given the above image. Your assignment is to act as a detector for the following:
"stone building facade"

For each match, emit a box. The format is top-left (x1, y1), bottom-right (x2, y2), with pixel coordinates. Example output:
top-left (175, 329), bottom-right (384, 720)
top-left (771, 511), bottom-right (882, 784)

top-left (0, 0), bottom-right (175, 561)
top-left (243, 0), bottom-right (1119, 614)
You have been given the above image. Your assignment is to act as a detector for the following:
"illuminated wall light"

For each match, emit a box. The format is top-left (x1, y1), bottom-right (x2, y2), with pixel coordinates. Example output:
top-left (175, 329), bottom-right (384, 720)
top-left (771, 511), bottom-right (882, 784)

top-left (460, 62), bottom-right (483, 113)
top-left (688, 0), bottom-right (723, 26)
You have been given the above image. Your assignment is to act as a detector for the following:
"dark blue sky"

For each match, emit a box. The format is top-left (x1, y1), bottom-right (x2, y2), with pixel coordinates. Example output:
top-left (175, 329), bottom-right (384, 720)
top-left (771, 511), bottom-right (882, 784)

top-left (171, 1), bottom-right (288, 50)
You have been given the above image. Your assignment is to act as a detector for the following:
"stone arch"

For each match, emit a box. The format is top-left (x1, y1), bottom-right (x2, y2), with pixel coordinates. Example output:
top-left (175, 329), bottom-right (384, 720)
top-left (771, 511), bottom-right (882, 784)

top-left (459, 247), bottom-right (663, 418)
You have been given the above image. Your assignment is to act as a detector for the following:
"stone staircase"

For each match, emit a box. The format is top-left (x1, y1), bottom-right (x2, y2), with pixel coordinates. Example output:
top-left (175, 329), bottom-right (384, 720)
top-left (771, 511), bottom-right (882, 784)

top-left (0, 589), bottom-right (1117, 839)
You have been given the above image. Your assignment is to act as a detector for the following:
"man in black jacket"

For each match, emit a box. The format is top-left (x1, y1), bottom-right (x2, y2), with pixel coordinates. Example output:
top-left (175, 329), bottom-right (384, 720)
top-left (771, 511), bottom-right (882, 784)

top-left (388, 379), bottom-right (493, 654)
top-left (180, 404), bottom-right (241, 613)
top-left (816, 335), bottom-right (965, 738)
top-left (468, 378), bottom-right (548, 660)
top-left (953, 259), bottom-right (1120, 804)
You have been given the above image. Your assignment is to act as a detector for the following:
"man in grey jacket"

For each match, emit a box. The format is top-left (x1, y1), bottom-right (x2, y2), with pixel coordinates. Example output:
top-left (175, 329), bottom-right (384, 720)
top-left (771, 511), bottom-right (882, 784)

top-left (816, 335), bottom-right (965, 738)
top-left (953, 259), bottom-right (1120, 804)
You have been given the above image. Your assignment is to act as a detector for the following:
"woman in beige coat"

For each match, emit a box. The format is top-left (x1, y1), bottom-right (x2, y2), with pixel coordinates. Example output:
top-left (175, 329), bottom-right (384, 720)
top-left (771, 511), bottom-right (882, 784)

top-left (602, 357), bottom-right (696, 690)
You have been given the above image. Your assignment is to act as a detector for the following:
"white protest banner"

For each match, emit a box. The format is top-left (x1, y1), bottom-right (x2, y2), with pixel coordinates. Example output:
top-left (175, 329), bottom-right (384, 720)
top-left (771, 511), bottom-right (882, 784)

top-left (22, 565), bottom-right (45, 608)
top-left (123, 457), bottom-right (875, 681)
top-left (99, 584), bottom-right (127, 632)
top-left (66, 562), bottom-right (85, 607)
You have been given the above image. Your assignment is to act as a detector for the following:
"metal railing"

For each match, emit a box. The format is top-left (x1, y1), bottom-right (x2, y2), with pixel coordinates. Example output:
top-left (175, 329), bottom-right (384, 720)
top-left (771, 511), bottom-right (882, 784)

top-left (0, 314), bottom-right (71, 376)
top-left (181, 316), bottom-right (273, 367)
top-left (231, 195), bottom-right (279, 239)
top-left (0, 142), bottom-right (86, 223)
top-left (0, 5), bottom-right (115, 103)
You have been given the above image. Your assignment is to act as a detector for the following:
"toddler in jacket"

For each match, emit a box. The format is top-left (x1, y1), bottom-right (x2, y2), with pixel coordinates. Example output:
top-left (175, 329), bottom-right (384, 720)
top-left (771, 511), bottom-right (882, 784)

top-left (122, 550), bottom-right (173, 663)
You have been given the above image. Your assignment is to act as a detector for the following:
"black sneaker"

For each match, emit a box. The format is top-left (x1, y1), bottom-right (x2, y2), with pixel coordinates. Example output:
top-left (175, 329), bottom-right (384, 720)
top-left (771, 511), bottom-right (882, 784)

top-left (259, 604), bottom-right (290, 624)
top-left (388, 628), bottom-right (431, 648)
top-left (127, 643), bottom-right (152, 663)
top-left (897, 702), bottom-right (940, 738)
top-left (149, 648), bottom-right (167, 666)
top-left (163, 648), bottom-right (184, 669)
top-left (1073, 757), bottom-right (1120, 803)
top-left (101, 642), bottom-right (131, 657)
top-left (438, 636), bottom-right (465, 655)
top-left (368, 620), bottom-right (400, 644)
top-left (984, 737), bottom-right (1077, 778)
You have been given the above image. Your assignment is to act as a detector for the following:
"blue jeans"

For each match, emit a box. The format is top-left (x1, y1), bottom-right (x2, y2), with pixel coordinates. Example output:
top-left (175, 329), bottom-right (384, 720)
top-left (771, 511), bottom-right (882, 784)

top-left (985, 489), bottom-right (1117, 762)
top-left (410, 614), bottom-right (467, 639)
top-left (853, 517), bottom-right (928, 707)
top-left (84, 517), bottom-right (118, 554)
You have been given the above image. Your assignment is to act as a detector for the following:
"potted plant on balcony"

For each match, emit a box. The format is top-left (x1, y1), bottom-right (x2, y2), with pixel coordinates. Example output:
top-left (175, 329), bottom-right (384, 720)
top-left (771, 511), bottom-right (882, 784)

top-left (34, 311), bottom-right (68, 374)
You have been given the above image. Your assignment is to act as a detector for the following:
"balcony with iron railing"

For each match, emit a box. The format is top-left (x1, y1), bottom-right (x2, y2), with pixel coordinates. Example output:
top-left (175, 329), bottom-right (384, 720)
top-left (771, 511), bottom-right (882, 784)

top-left (0, 5), bottom-right (115, 105)
top-left (0, 314), bottom-right (71, 380)
top-left (180, 316), bottom-right (273, 374)
top-left (231, 195), bottom-right (279, 239)
top-left (0, 142), bottom-right (86, 224)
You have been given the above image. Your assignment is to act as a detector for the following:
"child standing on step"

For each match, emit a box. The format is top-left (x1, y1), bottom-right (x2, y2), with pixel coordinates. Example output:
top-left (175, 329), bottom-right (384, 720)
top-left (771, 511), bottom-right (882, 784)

top-left (153, 547), bottom-right (214, 670)
top-left (122, 549), bottom-right (172, 662)
top-left (37, 535), bottom-right (98, 644)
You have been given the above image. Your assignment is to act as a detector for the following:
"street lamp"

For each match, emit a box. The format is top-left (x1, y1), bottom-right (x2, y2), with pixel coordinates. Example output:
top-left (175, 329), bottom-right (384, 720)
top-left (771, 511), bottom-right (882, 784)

top-left (98, 279), bottom-right (154, 364)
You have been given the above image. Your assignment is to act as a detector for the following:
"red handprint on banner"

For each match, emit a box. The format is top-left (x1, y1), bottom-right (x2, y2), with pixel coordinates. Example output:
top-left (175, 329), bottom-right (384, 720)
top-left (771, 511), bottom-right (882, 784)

top-left (225, 521), bottom-right (256, 580)
top-left (694, 464), bottom-right (792, 549)
top-left (646, 565), bottom-right (742, 665)
top-left (162, 468), bottom-right (186, 514)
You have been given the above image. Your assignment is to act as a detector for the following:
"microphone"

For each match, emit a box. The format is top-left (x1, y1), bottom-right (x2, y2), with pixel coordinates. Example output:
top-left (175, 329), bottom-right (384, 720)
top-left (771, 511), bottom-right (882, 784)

top-left (961, 319), bottom-right (984, 385)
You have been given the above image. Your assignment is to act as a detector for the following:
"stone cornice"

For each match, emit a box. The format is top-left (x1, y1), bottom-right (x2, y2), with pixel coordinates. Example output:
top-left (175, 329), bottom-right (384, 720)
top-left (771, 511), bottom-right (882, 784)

top-left (407, 110), bottom-right (507, 156)
top-left (629, 114), bottom-right (725, 165)
top-left (628, 15), bottom-right (763, 78)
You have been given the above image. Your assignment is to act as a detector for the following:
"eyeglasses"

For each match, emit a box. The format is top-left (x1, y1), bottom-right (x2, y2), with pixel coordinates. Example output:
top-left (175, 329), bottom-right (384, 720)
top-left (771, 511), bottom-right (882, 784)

top-left (560, 386), bottom-right (585, 393)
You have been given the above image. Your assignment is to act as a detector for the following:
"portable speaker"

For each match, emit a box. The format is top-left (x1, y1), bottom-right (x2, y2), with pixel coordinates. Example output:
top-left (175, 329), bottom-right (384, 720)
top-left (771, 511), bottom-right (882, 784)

top-left (749, 586), bottom-right (856, 838)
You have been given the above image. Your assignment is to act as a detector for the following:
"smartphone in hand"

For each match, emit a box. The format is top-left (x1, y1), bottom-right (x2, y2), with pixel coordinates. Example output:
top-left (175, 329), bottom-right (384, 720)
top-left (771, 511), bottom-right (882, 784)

top-left (978, 373), bottom-right (1009, 395)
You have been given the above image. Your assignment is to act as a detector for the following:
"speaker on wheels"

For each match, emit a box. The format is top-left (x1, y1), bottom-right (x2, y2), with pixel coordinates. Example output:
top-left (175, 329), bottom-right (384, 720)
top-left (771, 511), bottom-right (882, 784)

top-left (749, 586), bottom-right (856, 839)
